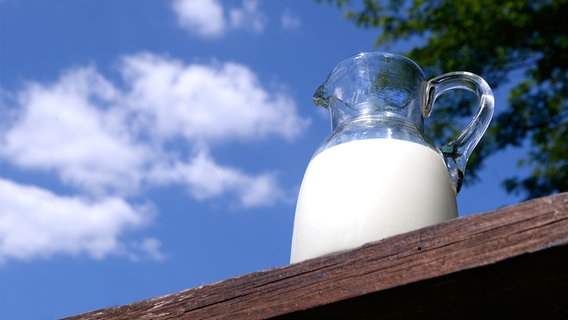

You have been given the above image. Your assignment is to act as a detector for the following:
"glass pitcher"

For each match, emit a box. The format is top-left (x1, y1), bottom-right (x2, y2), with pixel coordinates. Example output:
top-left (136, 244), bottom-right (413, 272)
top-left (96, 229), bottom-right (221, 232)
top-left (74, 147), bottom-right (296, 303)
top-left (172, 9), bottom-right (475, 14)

top-left (290, 51), bottom-right (494, 263)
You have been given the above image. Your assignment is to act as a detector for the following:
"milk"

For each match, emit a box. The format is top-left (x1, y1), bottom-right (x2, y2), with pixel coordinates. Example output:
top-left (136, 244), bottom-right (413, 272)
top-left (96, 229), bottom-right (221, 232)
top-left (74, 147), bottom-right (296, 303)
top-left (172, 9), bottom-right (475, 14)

top-left (290, 138), bottom-right (457, 263)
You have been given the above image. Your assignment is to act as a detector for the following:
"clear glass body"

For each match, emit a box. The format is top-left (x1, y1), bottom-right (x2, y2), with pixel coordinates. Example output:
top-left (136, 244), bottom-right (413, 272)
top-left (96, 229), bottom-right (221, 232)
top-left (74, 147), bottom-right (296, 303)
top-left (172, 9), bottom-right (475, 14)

top-left (290, 51), bottom-right (494, 263)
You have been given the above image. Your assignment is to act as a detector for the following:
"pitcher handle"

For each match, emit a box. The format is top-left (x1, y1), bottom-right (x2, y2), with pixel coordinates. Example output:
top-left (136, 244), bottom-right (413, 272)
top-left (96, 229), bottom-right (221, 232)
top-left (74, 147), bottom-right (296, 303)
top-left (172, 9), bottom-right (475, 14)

top-left (421, 71), bottom-right (495, 193)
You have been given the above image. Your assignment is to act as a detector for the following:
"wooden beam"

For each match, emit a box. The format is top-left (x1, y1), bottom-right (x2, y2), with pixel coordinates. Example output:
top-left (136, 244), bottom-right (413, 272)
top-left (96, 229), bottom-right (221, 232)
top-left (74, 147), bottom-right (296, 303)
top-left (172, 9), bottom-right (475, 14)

top-left (62, 193), bottom-right (568, 319)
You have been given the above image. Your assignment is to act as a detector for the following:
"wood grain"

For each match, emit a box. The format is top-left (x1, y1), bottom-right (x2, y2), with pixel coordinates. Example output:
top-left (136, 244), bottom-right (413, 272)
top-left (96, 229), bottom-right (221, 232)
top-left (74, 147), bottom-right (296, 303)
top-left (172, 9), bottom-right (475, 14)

top-left (62, 193), bottom-right (568, 319)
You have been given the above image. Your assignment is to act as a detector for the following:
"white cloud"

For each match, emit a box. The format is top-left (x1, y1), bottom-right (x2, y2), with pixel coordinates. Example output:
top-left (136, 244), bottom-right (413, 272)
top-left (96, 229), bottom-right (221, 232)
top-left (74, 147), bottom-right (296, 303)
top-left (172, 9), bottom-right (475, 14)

top-left (0, 52), bottom-right (308, 262)
top-left (122, 53), bottom-right (307, 143)
top-left (229, 0), bottom-right (266, 33)
top-left (149, 149), bottom-right (283, 208)
top-left (1, 67), bottom-right (150, 195)
top-left (128, 237), bottom-right (166, 262)
top-left (1, 53), bottom-right (307, 199)
top-left (0, 178), bottom-right (151, 263)
top-left (171, 0), bottom-right (226, 38)
top-left (171, 0), bottom-right (266, 38)
top-left (281, 9), bottom-right (301, 29)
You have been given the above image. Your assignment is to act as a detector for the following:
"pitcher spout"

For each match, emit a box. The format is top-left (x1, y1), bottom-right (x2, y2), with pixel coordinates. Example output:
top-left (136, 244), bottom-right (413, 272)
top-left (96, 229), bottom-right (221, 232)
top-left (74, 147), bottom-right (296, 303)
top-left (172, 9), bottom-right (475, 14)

top-left (313, 51), bottom-right (426, 131)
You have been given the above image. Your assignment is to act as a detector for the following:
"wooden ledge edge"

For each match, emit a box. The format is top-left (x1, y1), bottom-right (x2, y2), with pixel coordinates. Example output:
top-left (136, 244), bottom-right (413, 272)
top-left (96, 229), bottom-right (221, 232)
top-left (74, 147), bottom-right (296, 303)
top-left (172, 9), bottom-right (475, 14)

top-left (63, 192), bottom-right (568, 320)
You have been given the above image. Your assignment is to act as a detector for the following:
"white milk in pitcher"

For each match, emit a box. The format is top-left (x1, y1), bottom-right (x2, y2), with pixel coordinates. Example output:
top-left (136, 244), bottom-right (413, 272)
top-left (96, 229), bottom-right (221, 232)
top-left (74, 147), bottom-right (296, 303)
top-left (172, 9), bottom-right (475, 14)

top-left (290, 138), bottom-right (457, 263)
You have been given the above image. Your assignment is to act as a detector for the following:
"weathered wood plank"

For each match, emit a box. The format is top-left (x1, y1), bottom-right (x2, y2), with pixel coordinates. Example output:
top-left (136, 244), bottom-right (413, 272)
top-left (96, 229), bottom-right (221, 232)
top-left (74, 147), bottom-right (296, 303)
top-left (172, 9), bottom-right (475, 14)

top-left (276, 244), bottom-right (568, 319)
top-left (62, 193), bottom-right (568, 320)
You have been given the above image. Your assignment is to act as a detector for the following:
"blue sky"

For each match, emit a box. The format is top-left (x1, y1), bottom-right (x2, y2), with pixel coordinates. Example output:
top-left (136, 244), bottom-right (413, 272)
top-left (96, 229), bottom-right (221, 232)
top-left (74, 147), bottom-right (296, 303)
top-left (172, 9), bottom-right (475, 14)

top-left (0, 1), bottom-right (525, 319)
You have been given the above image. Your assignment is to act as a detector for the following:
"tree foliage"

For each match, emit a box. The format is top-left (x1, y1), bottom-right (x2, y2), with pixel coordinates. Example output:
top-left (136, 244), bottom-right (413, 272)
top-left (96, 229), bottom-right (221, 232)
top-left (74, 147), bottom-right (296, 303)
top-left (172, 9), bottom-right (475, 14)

top-left (320, 0), bottom-right (568, 199)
